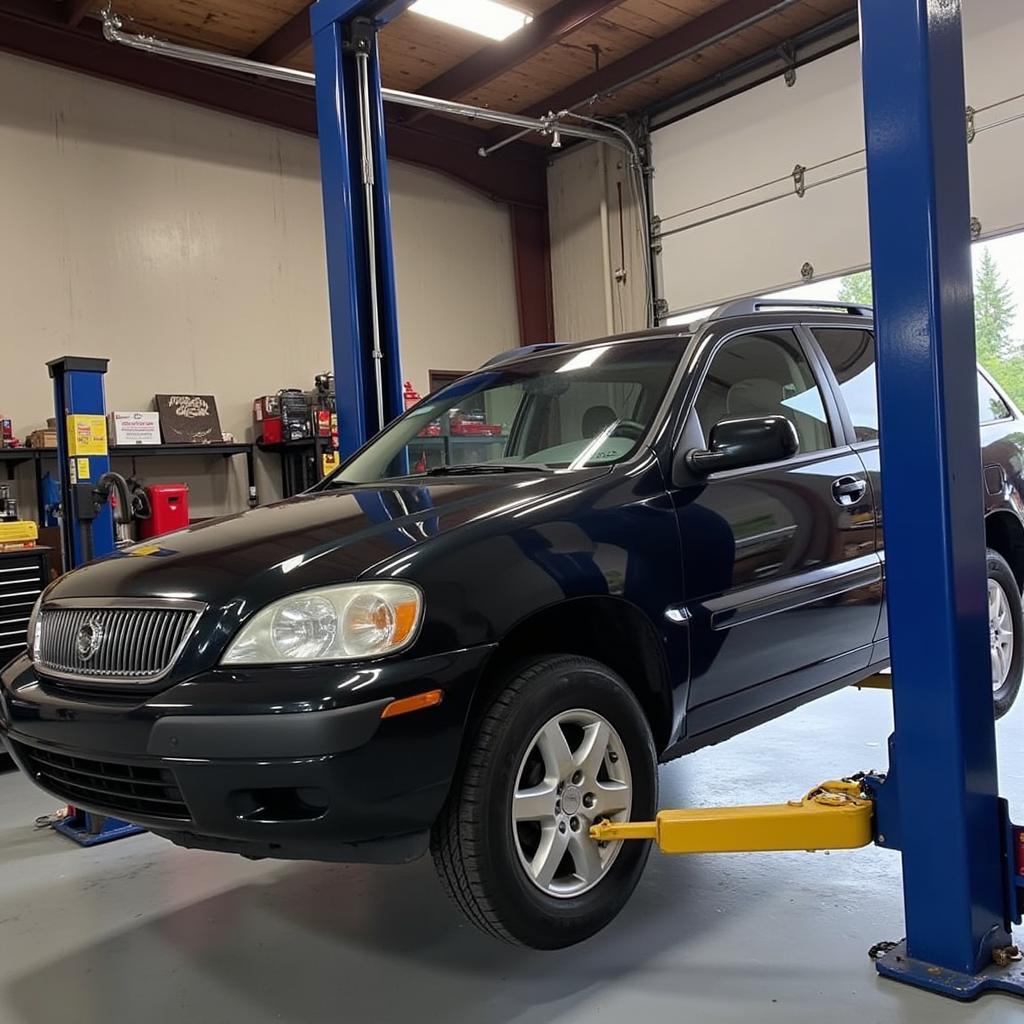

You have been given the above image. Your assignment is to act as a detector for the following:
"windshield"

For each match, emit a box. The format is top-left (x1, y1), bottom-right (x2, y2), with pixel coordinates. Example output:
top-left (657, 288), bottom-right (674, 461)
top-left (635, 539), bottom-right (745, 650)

top-left (334, 337), bottom-right (686, 484)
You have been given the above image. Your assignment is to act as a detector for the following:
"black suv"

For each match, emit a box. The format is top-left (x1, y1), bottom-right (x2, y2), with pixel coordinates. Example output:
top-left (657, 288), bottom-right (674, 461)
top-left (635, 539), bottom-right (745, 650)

top-left (3, 299), bottom-right (1023, 950)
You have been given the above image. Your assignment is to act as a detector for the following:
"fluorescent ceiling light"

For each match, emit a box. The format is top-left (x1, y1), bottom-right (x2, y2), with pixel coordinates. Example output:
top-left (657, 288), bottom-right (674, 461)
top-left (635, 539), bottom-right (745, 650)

top-left (409, 0), bottom-right (533, 42)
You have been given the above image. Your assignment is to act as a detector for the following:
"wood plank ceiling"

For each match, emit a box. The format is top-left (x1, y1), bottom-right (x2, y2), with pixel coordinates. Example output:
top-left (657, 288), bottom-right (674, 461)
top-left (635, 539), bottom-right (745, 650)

top-left (0, 0), bottom-right (858, 209)
top-left (92, 0), bottom-right (856, 122)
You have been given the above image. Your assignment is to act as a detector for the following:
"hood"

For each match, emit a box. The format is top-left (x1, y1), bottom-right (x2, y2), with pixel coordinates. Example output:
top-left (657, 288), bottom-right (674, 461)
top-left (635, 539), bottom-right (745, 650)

top-left (49, 470), bottom-right (607, 606)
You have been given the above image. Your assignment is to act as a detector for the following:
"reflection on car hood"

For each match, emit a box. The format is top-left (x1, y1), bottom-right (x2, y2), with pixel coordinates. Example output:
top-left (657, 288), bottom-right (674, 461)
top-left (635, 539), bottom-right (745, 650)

top-left (48, 471), bottom-right (607, 605)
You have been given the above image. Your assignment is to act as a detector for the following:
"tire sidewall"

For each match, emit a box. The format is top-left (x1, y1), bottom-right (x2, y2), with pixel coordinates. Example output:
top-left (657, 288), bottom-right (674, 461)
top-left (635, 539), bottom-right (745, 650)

top-left (476, 658), bottom-right (657, 949)
top-left (988, 550), bottom-right (1023, 718)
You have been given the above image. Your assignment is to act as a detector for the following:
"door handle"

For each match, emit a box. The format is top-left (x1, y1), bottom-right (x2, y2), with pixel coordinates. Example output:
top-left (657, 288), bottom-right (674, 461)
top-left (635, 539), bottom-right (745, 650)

top-left (832, 476), bottom-right (867, 507)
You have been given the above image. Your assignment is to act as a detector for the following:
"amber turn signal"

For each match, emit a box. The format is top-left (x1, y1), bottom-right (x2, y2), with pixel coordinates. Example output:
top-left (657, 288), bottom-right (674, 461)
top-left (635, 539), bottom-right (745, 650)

top-left (380, 689), bottom-right (444, 719)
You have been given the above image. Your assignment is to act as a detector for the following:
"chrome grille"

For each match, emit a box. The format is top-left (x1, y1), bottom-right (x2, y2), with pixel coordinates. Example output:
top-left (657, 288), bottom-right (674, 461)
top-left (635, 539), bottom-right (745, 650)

top-left (37, 602), bottom-right (202, 683)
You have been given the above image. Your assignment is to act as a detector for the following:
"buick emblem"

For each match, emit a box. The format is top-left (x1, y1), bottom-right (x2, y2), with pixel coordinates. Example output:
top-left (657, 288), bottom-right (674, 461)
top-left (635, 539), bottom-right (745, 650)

top-left (76, 619), bottom-right (105, 662)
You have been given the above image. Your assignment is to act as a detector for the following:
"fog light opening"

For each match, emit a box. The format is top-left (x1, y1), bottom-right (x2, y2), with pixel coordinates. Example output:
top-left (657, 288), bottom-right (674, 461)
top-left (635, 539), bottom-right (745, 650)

top-left (230, 787), bottom-right (329, 823)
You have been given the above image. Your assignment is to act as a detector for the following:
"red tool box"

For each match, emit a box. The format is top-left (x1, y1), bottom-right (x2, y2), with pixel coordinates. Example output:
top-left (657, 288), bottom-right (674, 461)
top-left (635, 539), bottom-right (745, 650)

top-left (139, 484), bottom-right (190, 539)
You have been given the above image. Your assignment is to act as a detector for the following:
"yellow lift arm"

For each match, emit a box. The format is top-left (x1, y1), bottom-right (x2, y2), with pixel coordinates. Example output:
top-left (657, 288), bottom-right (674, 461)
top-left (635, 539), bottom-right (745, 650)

top-left (590, 779), bottom-right (874, 854)
top-left (855, 672), bottom-right (893, 691)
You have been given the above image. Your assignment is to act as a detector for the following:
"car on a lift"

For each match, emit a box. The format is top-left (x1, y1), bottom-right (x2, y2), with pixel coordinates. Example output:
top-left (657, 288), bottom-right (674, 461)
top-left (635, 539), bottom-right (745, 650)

top-left (2, 298), bottom-right (1022, 949)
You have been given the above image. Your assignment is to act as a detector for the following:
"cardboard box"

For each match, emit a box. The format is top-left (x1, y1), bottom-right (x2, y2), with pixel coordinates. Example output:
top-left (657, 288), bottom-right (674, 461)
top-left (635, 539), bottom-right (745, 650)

top-left (109, 412), bottom-right (161, 446)
top-left (26, 429), bottom-right (57, 449)
top-left (253, 395), bottom-right (280, 421)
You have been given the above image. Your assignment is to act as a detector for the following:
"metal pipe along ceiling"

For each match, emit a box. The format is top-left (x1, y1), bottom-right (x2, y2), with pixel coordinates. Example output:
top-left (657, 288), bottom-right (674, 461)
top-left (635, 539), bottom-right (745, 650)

top-left (100, 13), bottom-right (626, 151)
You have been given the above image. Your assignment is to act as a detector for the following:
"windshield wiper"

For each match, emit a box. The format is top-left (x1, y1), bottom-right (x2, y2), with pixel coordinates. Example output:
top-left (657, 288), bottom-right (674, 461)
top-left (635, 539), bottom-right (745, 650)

top-left (425, 463), bottom-right (550, 476)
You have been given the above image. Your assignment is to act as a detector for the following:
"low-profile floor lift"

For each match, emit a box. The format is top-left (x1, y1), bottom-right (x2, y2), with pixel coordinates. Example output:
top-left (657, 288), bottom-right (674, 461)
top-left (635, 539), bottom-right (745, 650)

top-left (312, 0), bottom-right (1023, 1001)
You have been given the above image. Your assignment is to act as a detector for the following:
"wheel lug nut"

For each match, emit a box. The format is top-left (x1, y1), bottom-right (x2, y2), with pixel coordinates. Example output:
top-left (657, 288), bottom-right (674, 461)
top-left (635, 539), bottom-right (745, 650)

top-left (571, 771), bottom-right (583, 785)
top-left (570, 817), bottom-right (580, 832)
top-left (583, 793), bottom-right (596, 809)
top-left (555, 800), bottom-right (561, 813)
top-left (559, 821), bottom-right (567, 833)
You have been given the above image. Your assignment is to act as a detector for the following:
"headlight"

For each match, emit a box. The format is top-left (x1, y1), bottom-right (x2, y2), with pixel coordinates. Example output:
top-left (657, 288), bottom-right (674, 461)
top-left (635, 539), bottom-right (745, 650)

top-left (27, 593), bottom-right (44, 661)
top-left (221, 583), bottom-right (423, 665)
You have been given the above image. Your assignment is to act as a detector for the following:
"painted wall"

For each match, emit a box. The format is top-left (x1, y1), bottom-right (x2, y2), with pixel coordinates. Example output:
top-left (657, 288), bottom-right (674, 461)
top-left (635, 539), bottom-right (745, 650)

top-left (547, 142), bottom-right (648, 343)
top-left (651, 0), bottom-right (1024, 315)
top-left (0, 51), bottom-right (519, 519)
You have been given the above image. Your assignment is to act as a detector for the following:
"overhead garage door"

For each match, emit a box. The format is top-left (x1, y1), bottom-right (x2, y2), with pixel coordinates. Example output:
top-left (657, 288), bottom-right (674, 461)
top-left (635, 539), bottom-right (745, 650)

top-left (651, 0), bottom-right (1024, 317)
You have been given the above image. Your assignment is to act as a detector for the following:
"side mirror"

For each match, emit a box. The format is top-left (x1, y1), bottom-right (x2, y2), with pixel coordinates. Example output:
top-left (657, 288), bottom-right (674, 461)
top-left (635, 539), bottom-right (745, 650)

top-left (685, 415), bottom-right (799, 476)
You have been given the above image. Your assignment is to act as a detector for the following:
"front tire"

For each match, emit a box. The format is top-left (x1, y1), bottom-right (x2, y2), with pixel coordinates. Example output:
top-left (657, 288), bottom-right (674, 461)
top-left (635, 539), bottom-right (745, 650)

top-left (431, 654), bottom-right (657, 949)
top-left (988, 549), bottom-right (1023, 719)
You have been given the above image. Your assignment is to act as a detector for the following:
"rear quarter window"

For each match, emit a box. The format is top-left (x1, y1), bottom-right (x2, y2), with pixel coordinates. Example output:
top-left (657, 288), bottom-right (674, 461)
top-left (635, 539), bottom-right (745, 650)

top-left (978, 373), bottom-right (1012, 424)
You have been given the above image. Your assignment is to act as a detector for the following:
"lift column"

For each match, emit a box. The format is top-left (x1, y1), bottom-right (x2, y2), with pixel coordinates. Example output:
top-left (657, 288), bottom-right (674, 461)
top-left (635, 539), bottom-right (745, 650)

top-left (859, 0), bottom-right (1021, 996)
top-left (46, 357), bottom-right (114, 570)
top-left (310, 0), bottom-right (414, 457)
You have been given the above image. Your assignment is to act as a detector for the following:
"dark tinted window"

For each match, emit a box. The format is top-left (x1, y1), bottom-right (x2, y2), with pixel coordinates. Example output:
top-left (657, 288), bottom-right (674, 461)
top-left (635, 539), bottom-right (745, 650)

top-left (978, 373), bottom-right (1011, 423)
top-left (813, 329), bottom-right (878, 441)
top-left (695, 330), bottom-right (832, 455)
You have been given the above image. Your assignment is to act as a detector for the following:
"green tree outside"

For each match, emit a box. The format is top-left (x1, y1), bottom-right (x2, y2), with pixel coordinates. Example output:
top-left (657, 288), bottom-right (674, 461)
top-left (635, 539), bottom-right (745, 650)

top-left (837, 270), bottom-right (873, 306)
top-left (974, 248), bottom-right (1017, 363)
top-left (836, 250), bottom-right (1024, 408)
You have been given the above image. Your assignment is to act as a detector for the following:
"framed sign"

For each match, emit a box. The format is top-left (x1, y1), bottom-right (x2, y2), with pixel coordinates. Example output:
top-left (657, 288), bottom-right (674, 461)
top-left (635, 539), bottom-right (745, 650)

top-left (155, 395), bottom-right (223, 444)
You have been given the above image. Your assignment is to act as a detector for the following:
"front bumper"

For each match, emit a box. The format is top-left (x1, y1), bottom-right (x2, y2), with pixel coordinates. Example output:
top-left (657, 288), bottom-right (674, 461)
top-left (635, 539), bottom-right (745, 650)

top-left (0, 646), bottom-right (493, 862)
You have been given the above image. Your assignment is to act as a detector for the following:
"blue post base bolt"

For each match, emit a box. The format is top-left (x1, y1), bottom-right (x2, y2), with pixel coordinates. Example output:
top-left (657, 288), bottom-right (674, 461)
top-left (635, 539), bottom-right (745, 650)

top-left (874, 938), bottom-right (1024, 1001)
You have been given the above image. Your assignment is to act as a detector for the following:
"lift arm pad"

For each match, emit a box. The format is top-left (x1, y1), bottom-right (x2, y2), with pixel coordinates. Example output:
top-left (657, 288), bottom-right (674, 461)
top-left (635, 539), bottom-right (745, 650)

top-left (589, 780), bottom-right (874, 854)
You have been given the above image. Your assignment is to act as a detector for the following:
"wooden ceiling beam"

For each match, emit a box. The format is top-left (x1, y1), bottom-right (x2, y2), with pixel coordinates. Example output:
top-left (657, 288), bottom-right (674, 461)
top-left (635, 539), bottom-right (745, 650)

top-left (248, 0), bottom-right (415, 65)
top-left (404, 0), bottom-right (624, 124)
top-left (249, 4), bottom-right (314, 65)
top-left (0, 2), bottom-right (548, 208)
top-left (490, 0), bottom-right (801, 133)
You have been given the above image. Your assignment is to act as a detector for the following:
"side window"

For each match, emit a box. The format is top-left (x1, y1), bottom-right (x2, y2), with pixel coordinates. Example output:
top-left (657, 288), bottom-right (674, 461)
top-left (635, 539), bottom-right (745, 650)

top-left (695, 330), bottom-right (832, 456)
top-left (815, 329), bottom-right (1012, 434)
top-left (813, 329), bottom-right (878, 441)
top-left (978, 373), bottom-right (1011, 424)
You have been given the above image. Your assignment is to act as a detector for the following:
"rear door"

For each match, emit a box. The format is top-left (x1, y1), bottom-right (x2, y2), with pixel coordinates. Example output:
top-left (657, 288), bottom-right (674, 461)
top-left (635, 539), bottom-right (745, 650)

top-left (810, 325), bottom-right (1022, 658)
top-left (674, 326), bottom-right (883, 737)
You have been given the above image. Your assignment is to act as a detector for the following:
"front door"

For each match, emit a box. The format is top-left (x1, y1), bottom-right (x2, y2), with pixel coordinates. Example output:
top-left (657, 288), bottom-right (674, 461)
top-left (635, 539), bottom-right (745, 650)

top-left (672, 328), bottom-right (882, 739)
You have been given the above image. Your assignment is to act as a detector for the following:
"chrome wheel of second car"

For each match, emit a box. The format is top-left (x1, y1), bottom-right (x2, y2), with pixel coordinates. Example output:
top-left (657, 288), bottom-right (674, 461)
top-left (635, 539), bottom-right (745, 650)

top-left (989, 577), bottom-right (1015, 693)
top-left (512, 708), bottom-right (632, 898)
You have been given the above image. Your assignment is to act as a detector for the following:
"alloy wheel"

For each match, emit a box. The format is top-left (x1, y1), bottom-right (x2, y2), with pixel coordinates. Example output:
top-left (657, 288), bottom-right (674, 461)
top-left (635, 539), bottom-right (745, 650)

top-left (989, 577), bottom-right (1015, 692)
top-left (511, 708), bottom-right (632, 898)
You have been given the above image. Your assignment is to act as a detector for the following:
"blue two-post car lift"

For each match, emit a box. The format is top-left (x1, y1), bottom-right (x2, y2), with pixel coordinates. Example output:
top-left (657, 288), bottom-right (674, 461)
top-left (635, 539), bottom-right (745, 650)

top-left (857, 0), bottom-right (1024, 996)
top-left (311, 0), bottom-right (409, 453)
top-left (308, 0), bottom-right (1023, 1000)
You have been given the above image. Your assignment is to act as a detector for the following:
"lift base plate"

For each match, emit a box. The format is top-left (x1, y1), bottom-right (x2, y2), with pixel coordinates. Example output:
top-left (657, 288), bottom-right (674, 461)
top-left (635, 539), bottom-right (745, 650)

top-left (52, 811), bottom-right (145, 847)
top-left (875, 938), bottom-right (1024, 1000)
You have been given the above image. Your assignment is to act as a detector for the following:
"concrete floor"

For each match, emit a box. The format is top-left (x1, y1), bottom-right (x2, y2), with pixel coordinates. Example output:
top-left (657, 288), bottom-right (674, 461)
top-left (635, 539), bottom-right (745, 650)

top-left (1, 686), bottom-right (1022, 1024)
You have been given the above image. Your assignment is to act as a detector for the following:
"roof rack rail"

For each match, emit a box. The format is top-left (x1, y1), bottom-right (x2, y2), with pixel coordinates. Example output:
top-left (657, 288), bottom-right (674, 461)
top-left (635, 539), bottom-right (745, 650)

top-left (480, 342), bottom-right (564, 369)
top-left (708, 297), bottom-right (874, 321)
